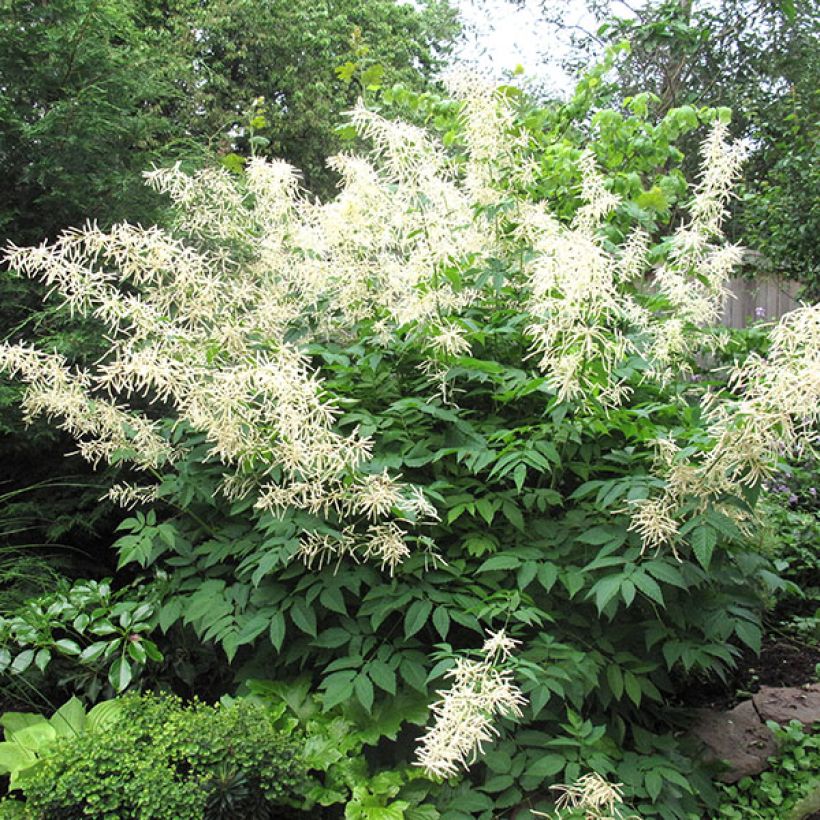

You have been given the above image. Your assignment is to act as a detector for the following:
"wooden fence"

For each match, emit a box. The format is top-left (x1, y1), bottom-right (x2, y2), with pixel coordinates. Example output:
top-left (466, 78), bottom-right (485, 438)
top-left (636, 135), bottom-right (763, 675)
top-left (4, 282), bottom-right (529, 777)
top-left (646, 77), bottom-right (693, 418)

top-left (721, 277), bottom-right (802, 328)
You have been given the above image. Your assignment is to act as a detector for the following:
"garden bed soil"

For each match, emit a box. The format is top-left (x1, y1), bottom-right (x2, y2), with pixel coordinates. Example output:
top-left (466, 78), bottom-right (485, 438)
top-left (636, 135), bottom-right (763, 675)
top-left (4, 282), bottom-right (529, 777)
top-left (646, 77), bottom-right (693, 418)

top-left (676, 635), bottom-right (820, 711)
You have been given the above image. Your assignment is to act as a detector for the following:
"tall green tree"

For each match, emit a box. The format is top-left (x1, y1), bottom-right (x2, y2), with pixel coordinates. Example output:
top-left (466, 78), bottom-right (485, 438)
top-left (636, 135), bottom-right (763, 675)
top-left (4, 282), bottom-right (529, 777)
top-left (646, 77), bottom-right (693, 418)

top-left (524, 0), bottom-right (819, 289)
top-left (186, 0), bottom-right (459, 191)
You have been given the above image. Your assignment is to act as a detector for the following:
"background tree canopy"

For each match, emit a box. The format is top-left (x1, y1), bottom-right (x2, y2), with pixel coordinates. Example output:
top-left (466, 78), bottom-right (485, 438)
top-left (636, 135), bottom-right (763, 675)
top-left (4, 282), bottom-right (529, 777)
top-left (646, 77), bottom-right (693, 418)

top-left (522, 0), bottom-right (819, 292)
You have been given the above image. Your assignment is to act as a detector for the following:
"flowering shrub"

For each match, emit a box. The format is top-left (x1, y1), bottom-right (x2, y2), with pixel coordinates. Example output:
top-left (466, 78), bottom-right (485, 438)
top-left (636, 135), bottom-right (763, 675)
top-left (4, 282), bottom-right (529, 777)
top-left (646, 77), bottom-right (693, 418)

top-left (1, 76), bottom-right (818, 818)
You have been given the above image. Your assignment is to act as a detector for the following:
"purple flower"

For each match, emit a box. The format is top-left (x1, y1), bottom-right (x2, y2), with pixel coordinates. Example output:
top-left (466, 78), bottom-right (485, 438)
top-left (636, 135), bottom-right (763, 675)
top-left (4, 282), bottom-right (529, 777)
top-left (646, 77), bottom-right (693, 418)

top-left (810, 487), bottom-right (817, 497)
top-left (788, 494), bottom-right (798, 505)
top-left (754, 306), bottom-right (766, 319)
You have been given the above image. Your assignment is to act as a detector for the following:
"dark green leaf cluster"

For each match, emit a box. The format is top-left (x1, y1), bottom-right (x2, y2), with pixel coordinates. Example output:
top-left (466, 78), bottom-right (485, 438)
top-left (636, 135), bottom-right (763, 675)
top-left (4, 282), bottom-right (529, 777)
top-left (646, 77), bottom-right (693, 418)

top-left (13, 694), bottom-right (308, 819)
top-left (0, 579), bottom-right (162, 701)
top-left (0, 0), bottom-right (460, 564)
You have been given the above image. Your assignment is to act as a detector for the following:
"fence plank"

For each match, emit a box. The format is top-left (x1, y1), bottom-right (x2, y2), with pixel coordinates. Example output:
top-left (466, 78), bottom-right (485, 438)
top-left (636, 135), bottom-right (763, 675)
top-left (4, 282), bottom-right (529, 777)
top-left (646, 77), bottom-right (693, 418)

top-left (721, 277), bottom-right (801, 328)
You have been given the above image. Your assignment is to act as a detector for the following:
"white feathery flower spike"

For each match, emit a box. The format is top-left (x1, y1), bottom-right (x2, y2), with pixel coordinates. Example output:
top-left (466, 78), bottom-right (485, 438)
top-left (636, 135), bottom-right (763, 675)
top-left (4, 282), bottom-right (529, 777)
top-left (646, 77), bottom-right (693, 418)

top-left (415, 629), bottom-right (526, 779)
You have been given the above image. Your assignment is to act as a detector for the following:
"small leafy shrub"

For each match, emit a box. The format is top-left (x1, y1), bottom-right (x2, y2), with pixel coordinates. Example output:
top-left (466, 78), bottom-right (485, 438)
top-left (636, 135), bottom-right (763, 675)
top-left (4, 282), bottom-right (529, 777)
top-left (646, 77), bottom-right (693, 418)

top-left (717, 720), bottom-right (820, 819)
top-left (7, 693), bottom-right (307, 819)
top-left (1, 72), bottom-right (818, 820)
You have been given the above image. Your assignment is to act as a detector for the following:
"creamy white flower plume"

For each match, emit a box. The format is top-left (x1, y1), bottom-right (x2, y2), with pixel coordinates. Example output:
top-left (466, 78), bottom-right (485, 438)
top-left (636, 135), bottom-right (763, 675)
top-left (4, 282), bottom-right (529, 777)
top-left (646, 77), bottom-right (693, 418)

top-left (415, 629), bottom-right (526, 778)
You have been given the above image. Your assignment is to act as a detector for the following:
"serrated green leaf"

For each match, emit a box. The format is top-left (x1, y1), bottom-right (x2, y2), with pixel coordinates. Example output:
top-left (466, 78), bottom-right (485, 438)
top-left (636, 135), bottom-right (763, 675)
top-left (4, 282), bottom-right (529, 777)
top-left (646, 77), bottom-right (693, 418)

top-left (313, 627), bottom-right (351, 649)
top-left (592, 575), bottom-right (622, 613)
top-left (734, 620), bottom-right (762, 654)
top-left (269, 611), bottom-right (286, 652)
top-left (624, 671), bottom-right (642, 706)
top-left (432, 606), bottom-right (450, 639)
top-left (404, 599), bottom-right (432, 638)
top-left (290, 600), bottom-right (317, 637)
top-left (632, 571), bottom-right (664, 606)
top-left (691, 526), bottom-right (717, 570)
top-left (477, 554), bottom-right (522, 572)
top-left (606, 664), bottom-right (624, 699)
top-left (528, 753), bottom-right (565, 779)
top-left (354, 673), bottom-right (374, 712)
top-left (368, 660), bottom-right (396, 695)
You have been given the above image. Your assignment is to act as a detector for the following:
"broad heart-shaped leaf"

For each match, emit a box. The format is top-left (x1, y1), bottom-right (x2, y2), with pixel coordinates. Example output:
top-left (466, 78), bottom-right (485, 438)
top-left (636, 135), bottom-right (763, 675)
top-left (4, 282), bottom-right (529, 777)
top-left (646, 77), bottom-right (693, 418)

top-left (0, 713), bottom-right (45, 739)
top-left (50, 697), bottom-right (87, 738)
top-left (86, 700), bottom-right (123, 732)
top-left (5, 721), bottom-right (56, 754)
top-left (0, 741), bottom-right (37, 775)
top-left (691, 525), bottom-right (717, 570)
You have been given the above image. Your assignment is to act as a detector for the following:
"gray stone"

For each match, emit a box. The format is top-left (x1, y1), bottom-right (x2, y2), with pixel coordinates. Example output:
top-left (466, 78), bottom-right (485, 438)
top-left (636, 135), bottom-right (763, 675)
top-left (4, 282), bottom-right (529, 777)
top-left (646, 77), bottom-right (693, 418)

top-left (753, 684), bottom-right (820, 727)
top-left (690, 699), bottom-right (778, 783)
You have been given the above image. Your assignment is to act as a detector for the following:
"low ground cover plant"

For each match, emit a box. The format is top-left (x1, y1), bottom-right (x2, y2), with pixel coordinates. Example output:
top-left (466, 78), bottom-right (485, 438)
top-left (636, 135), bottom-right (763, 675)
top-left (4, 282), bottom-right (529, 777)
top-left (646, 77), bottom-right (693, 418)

top-left (0, 694), bottom-right (308, 819)
top-left (0, 73), bottom-right (817, 818)
top-left (717, 720), bottom-right (820, 819)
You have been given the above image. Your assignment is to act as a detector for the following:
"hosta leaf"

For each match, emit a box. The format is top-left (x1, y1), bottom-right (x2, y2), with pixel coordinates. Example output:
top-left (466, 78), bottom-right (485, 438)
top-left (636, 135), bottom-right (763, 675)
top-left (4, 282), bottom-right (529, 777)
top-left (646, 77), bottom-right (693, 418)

top-left (50, 697), bottom-right (86, 737)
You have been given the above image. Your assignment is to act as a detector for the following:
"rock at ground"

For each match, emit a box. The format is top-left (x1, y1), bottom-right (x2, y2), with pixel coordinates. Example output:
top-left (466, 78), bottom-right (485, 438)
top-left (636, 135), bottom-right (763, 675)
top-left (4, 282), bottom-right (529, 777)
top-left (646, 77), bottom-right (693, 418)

top-left (690, 699), bottom-right (778, 783)
top-left (753, 684), bottom-right (820, 727)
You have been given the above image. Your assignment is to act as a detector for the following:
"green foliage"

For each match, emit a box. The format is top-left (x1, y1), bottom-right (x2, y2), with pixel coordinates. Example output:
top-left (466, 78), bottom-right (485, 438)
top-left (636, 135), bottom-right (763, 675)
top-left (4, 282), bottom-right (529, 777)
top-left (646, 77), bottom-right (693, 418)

top-left (382, 49), bottom-right (732, 250)
top-left (237, 677), bottom-right (438, 818)
top-left (126, 323), bottom-right (753, 817)
top-left (8, 693), bottom-right (308, 819)
top-left (551, 0), bottom-right (819, 290)
top-left (0, 579), bottom-right (162, 700)
top-left (0, 71), bottom-right (810, 820)
top-left (0, 696), bottom-right (121, 791)
top-left (757, 458), bottom-right (820, 598)
top-left (186, 0), bottom-right (459, 193)
top-left (717, 720), bottom-right (820, 819)
top-left (0, 0), bottom-right (460, 566)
